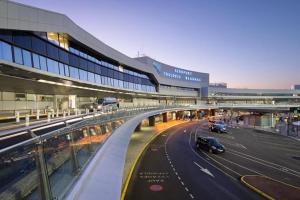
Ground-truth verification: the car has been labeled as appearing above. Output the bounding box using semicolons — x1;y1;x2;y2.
210;123;227;133
195;136;225;154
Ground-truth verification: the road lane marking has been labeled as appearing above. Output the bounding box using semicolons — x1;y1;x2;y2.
185;187;189;192
227;149;300;178
189;194;195;199
189;131;240;180
181;181;185;185
194;161;214;177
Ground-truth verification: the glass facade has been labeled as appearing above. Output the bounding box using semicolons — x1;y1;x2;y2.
0;30;157;93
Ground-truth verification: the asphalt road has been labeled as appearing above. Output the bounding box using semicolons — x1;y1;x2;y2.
197;121;300;188
125;121;263;200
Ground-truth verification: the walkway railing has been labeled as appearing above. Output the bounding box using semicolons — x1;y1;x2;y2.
0;105;185;200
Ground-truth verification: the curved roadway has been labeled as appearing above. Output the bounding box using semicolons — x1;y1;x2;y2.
125;121;263;200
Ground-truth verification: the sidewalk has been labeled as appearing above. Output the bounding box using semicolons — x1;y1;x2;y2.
122;120;189;185
241;175;300;200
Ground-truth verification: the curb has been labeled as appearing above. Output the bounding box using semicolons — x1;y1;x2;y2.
241;175;275;200
120;121;188;200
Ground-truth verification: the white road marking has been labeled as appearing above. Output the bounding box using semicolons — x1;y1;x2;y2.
181;181;185;185
185;187;189;192
194;161;214;177
189;194;195;199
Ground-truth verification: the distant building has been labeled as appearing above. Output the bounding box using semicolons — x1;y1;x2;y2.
291;85;300;90
209;83;227;88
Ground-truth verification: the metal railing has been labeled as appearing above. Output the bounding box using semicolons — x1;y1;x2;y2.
0;105;186;200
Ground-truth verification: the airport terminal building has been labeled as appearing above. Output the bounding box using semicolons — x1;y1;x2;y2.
0;0;209;114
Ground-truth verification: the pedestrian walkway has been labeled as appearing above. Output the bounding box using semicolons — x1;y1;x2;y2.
123;120;189;186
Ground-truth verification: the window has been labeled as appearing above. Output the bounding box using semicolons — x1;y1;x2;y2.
32;36;47;55
69;54;79;66
79;58;88;70
32;53;40;69
0;41;12;61
47;58;59;74
0;30;13;43
88;72;95;82
47;32;59;45
59;49;69;64
64;65;70;77
59;63;65;76
39;56;47;71
88;61;95;72
79;69;87;81
69;66;79;79
47;43;59;60
13;46;23;65
95;74;101;84
22;49;32;67
13;32;31;49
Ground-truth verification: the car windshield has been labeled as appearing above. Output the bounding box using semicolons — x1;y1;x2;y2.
208;138;219;146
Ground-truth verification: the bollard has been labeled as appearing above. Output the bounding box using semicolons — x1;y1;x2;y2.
56;109;59;118
85;108;89;115
63;111;66;118
15;111;20;123
47;112;51;122
36;109;40;120
51;111;54;118
25;114;30;126
68;110;70;116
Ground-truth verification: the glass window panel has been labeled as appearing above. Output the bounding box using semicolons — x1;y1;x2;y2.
39;56;47;71
47;32;59;45
69;54;79;67
64;65;70;77
88;72;95;82
47;43;59;60
32;36;47;55
0;30;13;43
79;58;88;70
95;74;101;84
22;49;32;67
69;66;79;79
0;41;13;61
59;49;69;64
79;69;87;81
32;53;40;69
47;58;59;74
13;32;31;49
59;63;65;76
13;46;23;65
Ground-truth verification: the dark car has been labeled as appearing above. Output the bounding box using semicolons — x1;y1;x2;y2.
210;123;227;133
195;136;225;154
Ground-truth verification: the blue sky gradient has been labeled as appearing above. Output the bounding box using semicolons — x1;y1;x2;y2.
13;0;300;89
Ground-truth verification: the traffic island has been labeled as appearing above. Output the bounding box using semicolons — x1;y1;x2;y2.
241;175;300;200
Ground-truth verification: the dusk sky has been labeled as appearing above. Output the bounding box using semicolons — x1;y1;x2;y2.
13;0;300;89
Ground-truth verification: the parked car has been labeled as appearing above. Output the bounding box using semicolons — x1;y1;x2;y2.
195;136;225;154
210;123;227;133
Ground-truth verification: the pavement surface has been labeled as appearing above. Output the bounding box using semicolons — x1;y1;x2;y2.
123;120;188;185
125;121;262;200
125;119;300;200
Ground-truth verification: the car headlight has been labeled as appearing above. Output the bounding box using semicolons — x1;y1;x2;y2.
212;146;216;150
